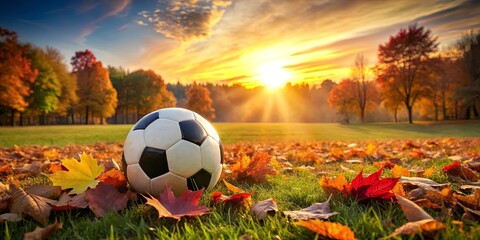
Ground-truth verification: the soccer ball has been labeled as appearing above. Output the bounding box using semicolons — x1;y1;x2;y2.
122;108;223;196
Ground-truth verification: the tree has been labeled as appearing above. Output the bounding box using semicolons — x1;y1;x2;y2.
351;54;379;123
455;30;480;119
24;45;62;124
376;24;438;124
126;69;176;120
185;83;215;120
46;47;78;124
328;79;357;123
72;50;117;124
0;28;37;125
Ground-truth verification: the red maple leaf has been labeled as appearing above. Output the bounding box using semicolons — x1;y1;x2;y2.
346;167;399;201
84;182;130;218
143;186;209;220
211;192;252;205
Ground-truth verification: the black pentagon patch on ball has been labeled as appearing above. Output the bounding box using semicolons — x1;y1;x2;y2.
139;147;169;178
187;169;212;191
133;112;159;130
179;120;207;145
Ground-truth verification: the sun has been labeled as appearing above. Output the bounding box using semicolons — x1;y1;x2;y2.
256;62;293;90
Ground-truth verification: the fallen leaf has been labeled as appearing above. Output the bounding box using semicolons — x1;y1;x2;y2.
340;165;355;173
211;191;252;208
347;167;399;201
392;165;410;178
373;160;395;169
229;152;277;183
26;185;62;200
14;163;47;176
97;168;127;189
43;149;60;161
392;183;406;197
223;179;243;193
23;220;63;240
385;219;446;239
442;161;478;181
9;184;53;225
396;194;433;222
283;195;339;220
48;163;63;173
252;198;278;220
0;213;22;223
84;182;129;218
319;174;348;196
0;164;12;175
47;152;104;195
455;189;480;211
50;192;88;211
295;219;355;240
399;177;447;189
144;186;209;219
423;167;434;177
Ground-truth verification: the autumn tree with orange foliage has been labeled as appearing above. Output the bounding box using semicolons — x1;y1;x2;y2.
71;50;117;124
328;79;357;123
185;83;215;120
0;28;37;126
376;24;438;124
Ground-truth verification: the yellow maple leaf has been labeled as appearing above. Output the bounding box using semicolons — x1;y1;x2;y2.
47;152;104;195
392;165;410;178
423;167;434;177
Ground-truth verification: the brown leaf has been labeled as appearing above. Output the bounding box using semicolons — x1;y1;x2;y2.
24;220;63;240
84;182;129;218
9;184;53;225
442;161;478;181
26;185;62;200
229;152;277;183
143;186;209;219
295;219;355;240
0;213;22;223
284;195;339;220
396;194;433;222
455;189;480;211
50;192;88;211
252;198;278;220
399;177;447;189
14;163;47;176
386;219;445;238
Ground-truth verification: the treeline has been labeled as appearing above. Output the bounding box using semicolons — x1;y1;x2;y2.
1;25;479;126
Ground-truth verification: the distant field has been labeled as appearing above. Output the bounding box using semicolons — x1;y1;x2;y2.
0;122;479;147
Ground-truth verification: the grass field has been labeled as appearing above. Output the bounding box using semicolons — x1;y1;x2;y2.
1;122;480;239
0;121;479;146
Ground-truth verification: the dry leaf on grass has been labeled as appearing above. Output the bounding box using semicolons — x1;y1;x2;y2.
295;219;355;240
26;185;62;200
50;192;88;211
319;174;347;196
47;152;104;195
386;194;445;238
229;152;277;183
23;220;63;240
223;179;243;193
211;192;252;208
392;165;410;178
144;186;209;220
0;213;22;223
442;161;478;181
9;184;53;225
252;198;278;220
97;168;127;189
284;195;338;220
399;177;447;189
84;182;129;218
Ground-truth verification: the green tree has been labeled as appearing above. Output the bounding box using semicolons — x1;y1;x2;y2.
46;47;78;124
185;82;215;120
376;24;438;124
24;45;61;124
0;28;37;125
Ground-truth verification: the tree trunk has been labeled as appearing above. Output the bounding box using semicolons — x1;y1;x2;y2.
442;96;447;120
434;102;438;121
10;108;15;127
20;112;23;126
407;105;413;124
394;107;398;123
361;108;365;123
71;110;75;124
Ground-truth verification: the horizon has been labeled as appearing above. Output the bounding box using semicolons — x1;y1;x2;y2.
1;0;479;88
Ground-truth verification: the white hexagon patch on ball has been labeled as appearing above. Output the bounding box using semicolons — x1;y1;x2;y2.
122;108;223;196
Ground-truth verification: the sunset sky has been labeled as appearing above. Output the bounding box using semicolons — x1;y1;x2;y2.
1;0;479;88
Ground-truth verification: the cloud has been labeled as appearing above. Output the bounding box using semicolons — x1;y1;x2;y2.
138;0;232;41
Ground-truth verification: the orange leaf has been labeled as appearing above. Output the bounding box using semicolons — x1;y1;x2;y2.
229;152;277;183
295;220;355;240
97;168;127;189
442;161;478;181
48;163;63;173
211;191;252;208
23;220;63;240
423;167;434;177
392;165;410;178
223;179;243;193
392;183;406;197
319;174;347;196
